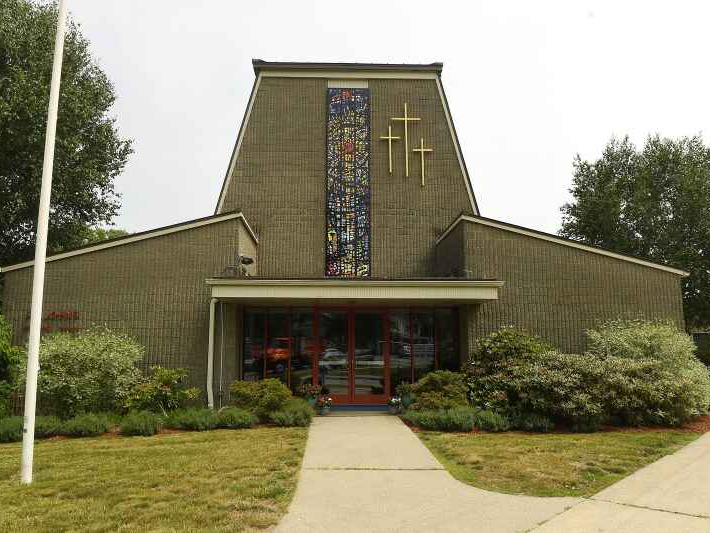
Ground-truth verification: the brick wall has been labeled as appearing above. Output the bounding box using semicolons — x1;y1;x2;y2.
219;76;476;278
438;220;685;356
2;217;249;391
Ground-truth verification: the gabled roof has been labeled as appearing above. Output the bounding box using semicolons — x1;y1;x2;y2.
0;211;257;273
437;214;690;277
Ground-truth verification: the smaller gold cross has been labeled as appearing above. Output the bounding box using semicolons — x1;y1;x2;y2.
379;125;400;174
412;137;433;187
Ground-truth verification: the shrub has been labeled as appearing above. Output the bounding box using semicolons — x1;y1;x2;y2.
409;371;468;411
268;399;314;427
164;408;219;431
0;415;66;441
0;314;22;418
60;413;110;437
471;326;552;366
588;319;698;363
34;416;62;438
121;411;163;436
586;321;710;426
474;410;510;432
217;407;258;429
402;407;478;432
17;327;144;418
228;378;292;420
124;366;201;414
0;416;22;442
510;412;555;433
467;323;710;431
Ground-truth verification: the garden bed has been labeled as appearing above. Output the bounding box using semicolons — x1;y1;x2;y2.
0;427;307;531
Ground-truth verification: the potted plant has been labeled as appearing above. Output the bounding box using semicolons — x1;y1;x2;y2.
315;395;333;415
297;383;322;407
387;396;402;414
396;383;414;409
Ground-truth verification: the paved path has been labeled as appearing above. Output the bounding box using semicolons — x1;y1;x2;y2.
533;431;710;532
274;416;579;533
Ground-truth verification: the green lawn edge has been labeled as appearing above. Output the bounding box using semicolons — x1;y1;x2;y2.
416;429;700;497
0;427;308;532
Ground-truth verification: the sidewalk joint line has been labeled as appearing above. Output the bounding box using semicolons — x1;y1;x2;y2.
588;497;710;520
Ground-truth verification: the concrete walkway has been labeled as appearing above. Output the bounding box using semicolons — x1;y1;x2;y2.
274;416;579;533
533;431;710;532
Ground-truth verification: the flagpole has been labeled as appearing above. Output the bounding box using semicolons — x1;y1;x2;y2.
20;0;69;485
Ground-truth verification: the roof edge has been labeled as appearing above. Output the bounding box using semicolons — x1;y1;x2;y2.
437;214;690;277
1;211;258;273
252;59;443;75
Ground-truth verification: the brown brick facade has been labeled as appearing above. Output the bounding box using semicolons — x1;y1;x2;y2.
218;77;475;278
0;64;688;401
2;217;253;390
437;219;685;357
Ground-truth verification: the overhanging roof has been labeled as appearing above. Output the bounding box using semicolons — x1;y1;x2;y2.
437;214;690;277
1;211;257;273
206;278;503;304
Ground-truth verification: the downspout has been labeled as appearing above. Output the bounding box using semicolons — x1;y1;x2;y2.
207;297;217;409
219;301;225;408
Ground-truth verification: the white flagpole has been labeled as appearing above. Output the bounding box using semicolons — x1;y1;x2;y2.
20;0;69;485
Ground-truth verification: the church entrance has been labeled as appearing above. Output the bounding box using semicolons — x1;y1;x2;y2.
319;310;387;404
240;306;460;405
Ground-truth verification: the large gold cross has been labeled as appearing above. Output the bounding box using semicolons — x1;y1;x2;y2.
412;137;433;187
392;103;420;177
379;125;400;174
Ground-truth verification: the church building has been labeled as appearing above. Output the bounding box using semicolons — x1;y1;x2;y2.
1;60;688;407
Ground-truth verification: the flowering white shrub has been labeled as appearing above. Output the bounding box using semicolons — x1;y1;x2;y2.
467;322;710;430
18;327;144;418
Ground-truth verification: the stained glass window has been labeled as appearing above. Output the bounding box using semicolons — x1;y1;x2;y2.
325;88;371;277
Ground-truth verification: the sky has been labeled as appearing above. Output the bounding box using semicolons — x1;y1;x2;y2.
63;0;710;235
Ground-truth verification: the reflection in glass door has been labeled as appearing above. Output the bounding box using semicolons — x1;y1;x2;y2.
318;311;349;397
353;312;386;401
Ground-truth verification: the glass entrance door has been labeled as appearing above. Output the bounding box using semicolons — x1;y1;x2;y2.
317;309;388;404
318;311;349;401
352;311;387;403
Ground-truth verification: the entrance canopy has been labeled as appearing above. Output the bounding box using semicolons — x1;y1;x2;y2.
205;278;504;305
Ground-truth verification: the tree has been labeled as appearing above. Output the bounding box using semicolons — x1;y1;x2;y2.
65;226;129;249
0;0;132;269
560;135;710;329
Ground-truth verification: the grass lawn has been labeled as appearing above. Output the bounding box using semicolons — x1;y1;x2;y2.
0;427;307;532
417;429;700;497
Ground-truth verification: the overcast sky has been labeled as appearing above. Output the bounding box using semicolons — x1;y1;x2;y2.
64;0;710;235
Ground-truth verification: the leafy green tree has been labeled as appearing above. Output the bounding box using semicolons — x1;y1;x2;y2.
0;0;132;269
560;135;710;329
66;226;129;249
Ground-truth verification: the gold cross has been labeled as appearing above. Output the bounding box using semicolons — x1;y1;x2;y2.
379;125;400;174
392;103;420;177
412;137;433;187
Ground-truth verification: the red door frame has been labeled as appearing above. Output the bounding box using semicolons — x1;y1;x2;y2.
244;305;455;405
314;306;390;405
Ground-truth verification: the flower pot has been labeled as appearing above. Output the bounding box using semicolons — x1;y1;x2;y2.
388;405;400;415
401;394;412;409
316;405;330;416
306;397;317;407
